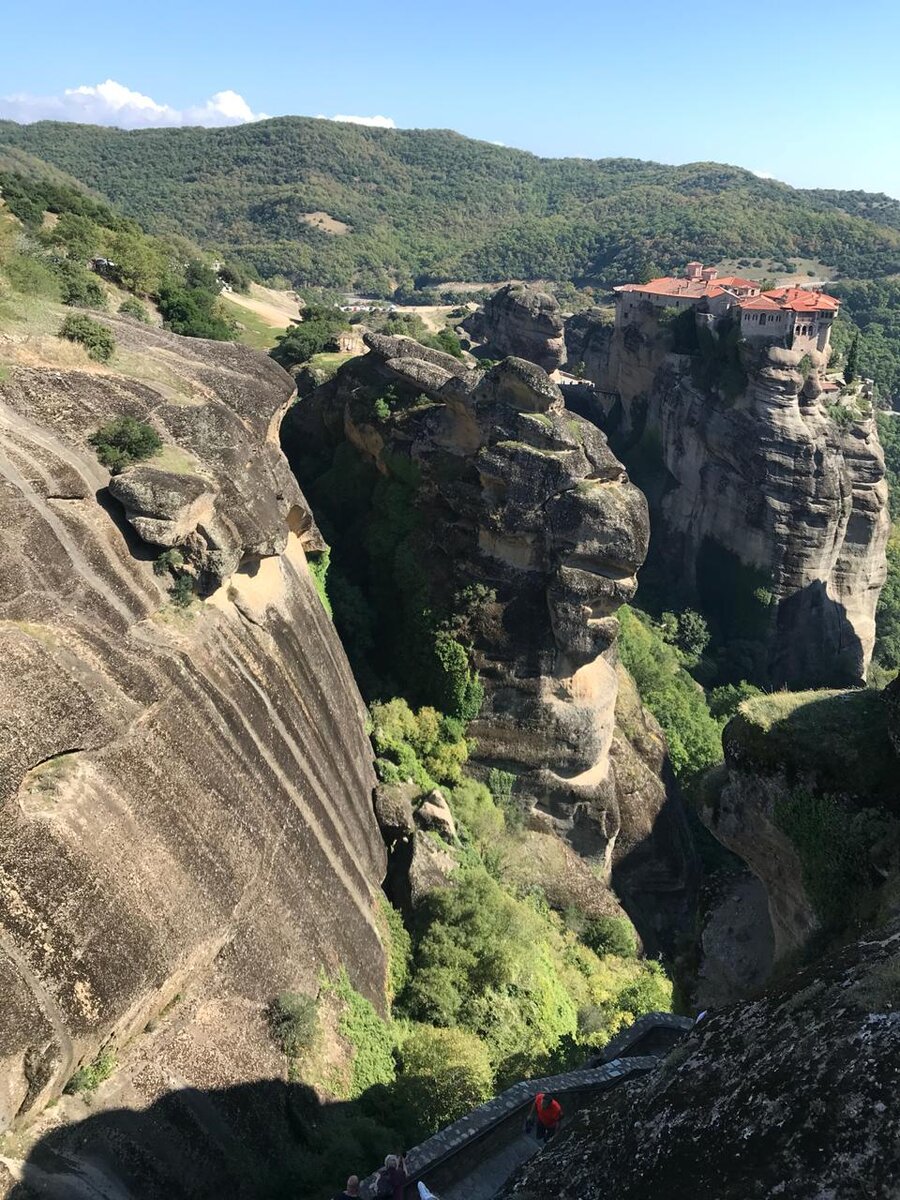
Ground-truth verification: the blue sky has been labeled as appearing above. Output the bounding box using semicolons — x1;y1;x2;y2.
3;0;900;197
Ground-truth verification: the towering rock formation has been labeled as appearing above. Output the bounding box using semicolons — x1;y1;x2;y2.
462;283;567;372
0;317;387;1137
574;308;889;687
284;333;698;955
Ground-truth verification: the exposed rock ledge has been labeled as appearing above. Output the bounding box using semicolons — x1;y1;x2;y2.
0;318;386;1137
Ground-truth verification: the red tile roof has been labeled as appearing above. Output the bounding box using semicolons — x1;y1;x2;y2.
714;276;760;290
740;286;840;313
615;273;762;301
615;277;726;300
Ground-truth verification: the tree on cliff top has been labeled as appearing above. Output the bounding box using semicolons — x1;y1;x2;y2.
845;332;860;384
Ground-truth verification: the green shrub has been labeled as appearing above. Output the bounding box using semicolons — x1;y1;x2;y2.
373;397;391;421
88;415;161;471
422;328;464;359
614;960;672;1018
308;548;332;616
334;972;396;1097
58;262;107;309
451;778;506;849
153;548;184;576
826;401;856;428
370;697;469;789
170;574;194;607
64;1048;117;1095
708;680;763;722
395;1024;493;1132
3;246;61;298
432;631;484;722
379;897;412;1003
119;295;150;322
581;915;638;960
59;313;116;362
268;991;318;1057
773;787;891;929
618;606;723;783
157;267;235;341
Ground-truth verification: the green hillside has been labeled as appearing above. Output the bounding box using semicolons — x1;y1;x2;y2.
2;117;900;295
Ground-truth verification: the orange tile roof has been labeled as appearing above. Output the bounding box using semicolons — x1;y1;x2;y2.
615;273;762;301
715;276;760;290
740;286;840;313
614;277;726;300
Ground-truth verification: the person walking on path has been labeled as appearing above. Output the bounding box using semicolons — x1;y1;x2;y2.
332;1175;360;1200
375;1153;408;1200
526;1091;563;1142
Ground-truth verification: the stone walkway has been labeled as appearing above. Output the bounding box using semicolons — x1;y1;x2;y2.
441;1132;539;1200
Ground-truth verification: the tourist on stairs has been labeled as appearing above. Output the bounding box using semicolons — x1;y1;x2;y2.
375;1153;408;1199
526;1092;563;1142
332;1174;360;1200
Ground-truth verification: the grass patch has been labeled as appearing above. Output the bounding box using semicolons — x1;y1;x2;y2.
333;972;395;1098
64;1048;116;1096
220;296;285;350
308;350;356;377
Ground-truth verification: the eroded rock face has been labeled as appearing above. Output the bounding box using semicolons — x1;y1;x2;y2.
584;307;889;687
284;333;698;955
503;920;900;1200
463;283;567;372
0;319;386;1135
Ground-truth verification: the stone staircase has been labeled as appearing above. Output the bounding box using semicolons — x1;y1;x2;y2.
360;1012;693;1199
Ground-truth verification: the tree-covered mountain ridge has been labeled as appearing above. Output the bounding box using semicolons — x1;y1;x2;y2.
2;116;900;295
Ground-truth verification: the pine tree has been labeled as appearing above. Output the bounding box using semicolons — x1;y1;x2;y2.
844;332;860;385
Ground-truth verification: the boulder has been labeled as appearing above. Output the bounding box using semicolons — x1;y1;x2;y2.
415;789;457;841
109;466;215;550
464;283;567;372
374;782;417;842
407;832;457;906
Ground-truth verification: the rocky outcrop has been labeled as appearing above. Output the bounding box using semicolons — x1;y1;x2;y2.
504;920;900;1200
0;316;387;1138
462;283;567;372
703;686;900;965
284;333;699;956
582;306;890;687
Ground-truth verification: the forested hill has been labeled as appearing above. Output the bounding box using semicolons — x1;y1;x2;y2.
2;116;900;295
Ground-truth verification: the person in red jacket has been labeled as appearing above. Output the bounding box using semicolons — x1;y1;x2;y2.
529;1092;563;1141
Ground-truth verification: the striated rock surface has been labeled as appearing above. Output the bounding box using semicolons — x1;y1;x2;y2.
463;283;567;372
503;919;900;1200
582;306;889;687
284;333;698;955
0;317;387;1139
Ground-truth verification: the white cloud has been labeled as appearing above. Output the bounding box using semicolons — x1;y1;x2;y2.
320;113;397;129
0;79;268;128
752;168;776;180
